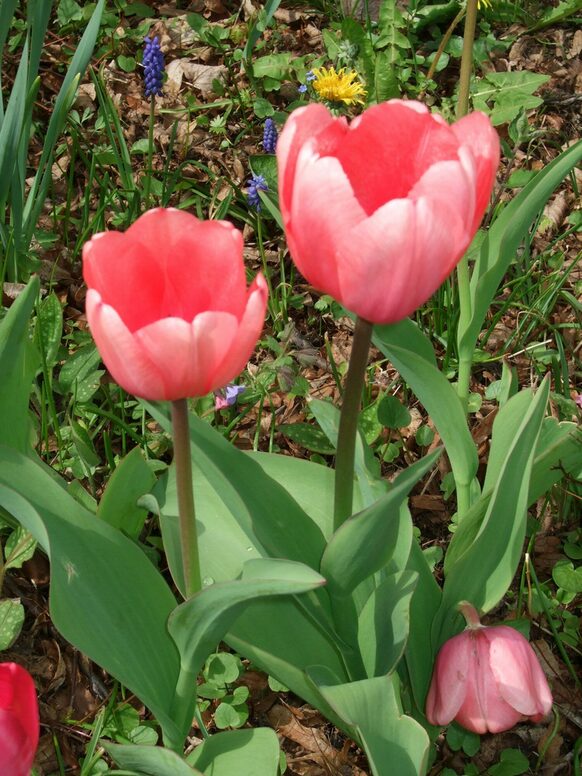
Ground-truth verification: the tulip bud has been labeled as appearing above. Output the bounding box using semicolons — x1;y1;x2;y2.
0;663;39;776
426;602;552;734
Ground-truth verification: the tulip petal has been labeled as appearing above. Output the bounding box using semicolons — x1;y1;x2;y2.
278;104;346;216
135;312;239;400
83;210;248;331
336;176;468;322
288;149;366;296
86;290;167;400
211;273;269;390
454;631;522;735
335;101;462;214
488;627;553;719
425;633;470;725
452;112;500;231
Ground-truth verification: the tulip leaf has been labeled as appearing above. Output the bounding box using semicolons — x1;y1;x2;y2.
404;540;443;711
167;559;326;736
0;276;40;453
186;728;281;775
97;447;157;539
306;668;430;776
0;447;182;749
460;138;582;359
358;570;418;677
373;317;438;368
373;326;478;502
145;401;327;576
103;743;203;776
321;448;442;595
144;402;351;724
435;378;550;644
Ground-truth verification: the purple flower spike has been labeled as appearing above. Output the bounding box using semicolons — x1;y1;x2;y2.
143;36;165;97
246;174;268;211
262;118;278;154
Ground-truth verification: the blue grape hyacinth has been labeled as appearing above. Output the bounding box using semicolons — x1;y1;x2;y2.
262;118;278;153
143;36;165;97
247;174;268;211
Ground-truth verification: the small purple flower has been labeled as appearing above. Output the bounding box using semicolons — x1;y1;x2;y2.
305;70;316;82
262;118;278;154
215;384;245;410
246;174;268;211
298;83;308;94
143;36;165;97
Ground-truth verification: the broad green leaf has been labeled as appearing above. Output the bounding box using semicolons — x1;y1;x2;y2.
104;742;203;775
97;447;157;539
0;449;182;748
307;668;430;776
482;389;537;493
552;561;582;594
0;277;39;452
278;422;335;455
373;329;477;501
0;598;24;649
358;570;417;677
247;451;336;538
145;401;326;575
436;378;550;644
187;728;280;776
373;316;438;368
404;540;443;711
144;404;348;722
377;395;411;429
321;449;442;595
35;292;63;369
168;559;326;736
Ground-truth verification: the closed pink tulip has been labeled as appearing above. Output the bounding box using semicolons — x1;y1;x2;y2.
83;208;267;401
277;100;499;324
426;603;552;734
0;663;39;776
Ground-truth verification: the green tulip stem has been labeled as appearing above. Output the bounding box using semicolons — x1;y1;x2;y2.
171;399;202;598
455;0;479;414
143;95;155;209
333;316;373;532
456;0;478;121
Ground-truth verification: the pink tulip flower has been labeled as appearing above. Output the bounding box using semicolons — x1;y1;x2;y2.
83;208;268;401
277;100;499;324
426;603;552;734
0;663;39;776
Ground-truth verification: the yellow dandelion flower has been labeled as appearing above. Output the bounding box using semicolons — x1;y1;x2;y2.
477;0;493;8
312;67;366;106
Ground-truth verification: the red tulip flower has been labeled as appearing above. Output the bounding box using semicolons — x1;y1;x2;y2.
83;209;268;401
426;603;552;734
0;663;39;776
277;100;499;324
